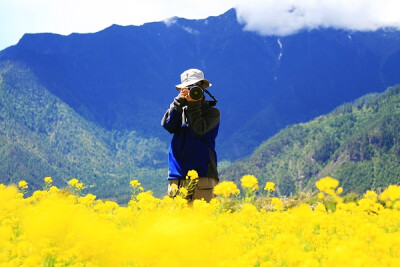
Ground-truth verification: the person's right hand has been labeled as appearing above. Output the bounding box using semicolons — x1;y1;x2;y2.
178;88;189;99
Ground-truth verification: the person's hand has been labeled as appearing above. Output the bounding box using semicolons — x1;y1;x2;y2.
179;88;201;102
178;88;188;100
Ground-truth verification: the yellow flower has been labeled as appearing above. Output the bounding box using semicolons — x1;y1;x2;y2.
380;185;400;202
364;190;378;202
315;177;340;197
75;182;84;190
78;193;97;206
18;180;28;189
49;186;59;193
271;197;283;211
214;181;240;198
44;177;53;183
314;202;327;213
68;178;79;187
186;170;199;180
241;175;259;191
336;187;343;195
317;192;325;199
264;181;275;191
68;178;85;192
325;188;336;196
130;180;141;188
393;201;400;210
179;187;188;197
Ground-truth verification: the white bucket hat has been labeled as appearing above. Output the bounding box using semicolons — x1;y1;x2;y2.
175;69;212;89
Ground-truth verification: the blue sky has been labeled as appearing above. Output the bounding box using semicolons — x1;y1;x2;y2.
1;0;400;51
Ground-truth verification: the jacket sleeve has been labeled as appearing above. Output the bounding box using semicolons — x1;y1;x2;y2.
186;101;220;136
161;97;186;134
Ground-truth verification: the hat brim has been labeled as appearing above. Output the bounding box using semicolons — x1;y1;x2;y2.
175;79;212;90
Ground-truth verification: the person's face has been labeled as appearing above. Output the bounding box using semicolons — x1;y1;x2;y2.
196;81;206;89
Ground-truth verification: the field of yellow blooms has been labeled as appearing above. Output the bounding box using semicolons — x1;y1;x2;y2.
1;175;400;266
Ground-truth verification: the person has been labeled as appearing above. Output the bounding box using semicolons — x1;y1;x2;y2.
161;68;220;202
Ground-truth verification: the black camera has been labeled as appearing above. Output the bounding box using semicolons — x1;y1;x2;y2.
187;84;204;100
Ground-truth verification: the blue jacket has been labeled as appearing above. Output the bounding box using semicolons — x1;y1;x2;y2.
161;97;220;180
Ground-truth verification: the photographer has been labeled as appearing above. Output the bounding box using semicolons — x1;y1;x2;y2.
161;69;220;202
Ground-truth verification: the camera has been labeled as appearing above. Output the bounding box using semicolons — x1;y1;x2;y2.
187;84;204;100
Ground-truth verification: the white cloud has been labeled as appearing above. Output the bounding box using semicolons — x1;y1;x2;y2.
235;0;400;36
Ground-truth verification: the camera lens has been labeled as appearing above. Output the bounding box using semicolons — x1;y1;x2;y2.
188;85;204;100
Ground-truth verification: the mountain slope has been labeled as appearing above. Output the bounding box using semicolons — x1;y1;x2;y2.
1;9;400;160
0;61;168;202
220;85;400;196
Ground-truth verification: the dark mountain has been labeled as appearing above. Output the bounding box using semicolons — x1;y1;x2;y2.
220;85;400;196
1;8;400;161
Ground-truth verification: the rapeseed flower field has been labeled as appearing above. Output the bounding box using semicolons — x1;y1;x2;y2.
1;175;400;266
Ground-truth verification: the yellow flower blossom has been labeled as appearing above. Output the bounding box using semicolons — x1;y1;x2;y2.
264;181;275;191
393;201;400;210
271;197;283;211
68;178;79;187
380;185;400;202
314;202;327;213
18;180;28;189
315;177;341;199
336;187;343;195
179;187;188;197
315;176;339;192
241;175;259;191
78;193;97;206
214;181;240;198
186;170;199;180
75;182;84;190
49;186;59;193
130;180;141;188
68;178;85;196
44;177;53;183
364;190;378;202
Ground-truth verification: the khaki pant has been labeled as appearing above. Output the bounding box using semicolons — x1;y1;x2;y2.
168;177;218;203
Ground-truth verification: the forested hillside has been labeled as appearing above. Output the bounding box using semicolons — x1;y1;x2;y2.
0;62;168;203
220;85;400;196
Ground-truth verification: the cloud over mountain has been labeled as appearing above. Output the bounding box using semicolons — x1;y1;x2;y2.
235;0;400;36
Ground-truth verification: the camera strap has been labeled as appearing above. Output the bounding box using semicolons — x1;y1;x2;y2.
204;89;218;106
